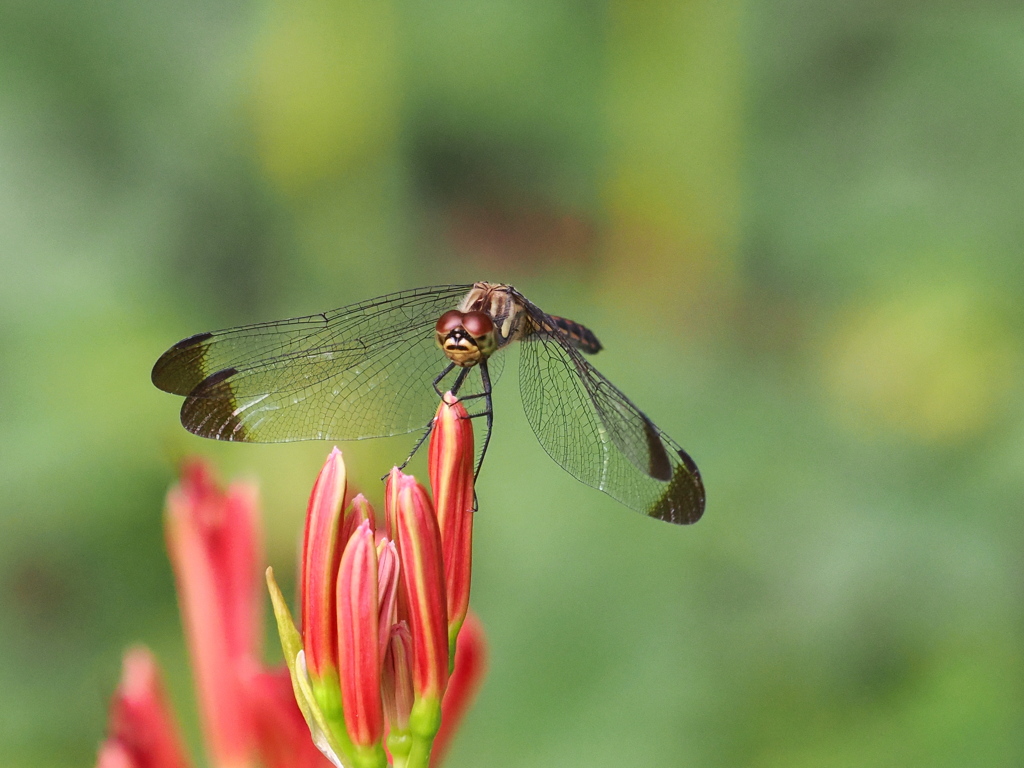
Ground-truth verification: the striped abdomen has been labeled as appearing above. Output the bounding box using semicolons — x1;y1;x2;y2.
543;315;602;354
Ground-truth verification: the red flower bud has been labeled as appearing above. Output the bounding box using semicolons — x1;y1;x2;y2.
336;520;384;751
342;493;376;544
300;448;347;679
392;474;449;702
428;394;476;639
384;467;401;541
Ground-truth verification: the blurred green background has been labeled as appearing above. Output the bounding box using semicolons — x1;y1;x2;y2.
3;1;1023;766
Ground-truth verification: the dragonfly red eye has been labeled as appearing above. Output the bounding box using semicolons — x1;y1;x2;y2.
461;311;493;338
436;310;465;334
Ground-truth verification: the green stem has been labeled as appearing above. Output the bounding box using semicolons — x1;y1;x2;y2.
405;737;433;768
388;729;412;768
351;744;388;768
404;697;442;768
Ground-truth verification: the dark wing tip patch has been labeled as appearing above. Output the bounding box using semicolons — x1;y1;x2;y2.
648;448;706;525
152;332;214;394
173;331;214;350
642;417;673;481
180;367;249;441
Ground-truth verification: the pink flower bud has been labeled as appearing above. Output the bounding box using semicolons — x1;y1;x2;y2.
392;474;450;702
428;394;476;638
342;493;376;544
376;540;400;661
381;623;414;732
336;521;384;750
384;467;401;541
300;448;347;679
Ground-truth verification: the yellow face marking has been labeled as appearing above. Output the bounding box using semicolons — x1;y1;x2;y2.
438;328;487;367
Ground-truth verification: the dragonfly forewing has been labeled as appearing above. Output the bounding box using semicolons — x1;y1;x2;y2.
153;285;481;442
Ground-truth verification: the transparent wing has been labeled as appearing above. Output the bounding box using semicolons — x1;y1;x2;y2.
151;284;489;442
516;304;705;524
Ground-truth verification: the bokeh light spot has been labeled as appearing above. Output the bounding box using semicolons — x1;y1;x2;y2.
822;282;1018;443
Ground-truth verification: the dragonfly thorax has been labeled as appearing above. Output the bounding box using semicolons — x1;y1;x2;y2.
435;309;498;367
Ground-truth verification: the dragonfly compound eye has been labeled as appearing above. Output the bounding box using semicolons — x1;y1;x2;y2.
461;311;494;339
436;310;465;334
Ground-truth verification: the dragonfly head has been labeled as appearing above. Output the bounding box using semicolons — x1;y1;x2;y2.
436;310;497;367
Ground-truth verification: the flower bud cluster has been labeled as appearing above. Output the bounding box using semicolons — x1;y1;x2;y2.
267;395;485;768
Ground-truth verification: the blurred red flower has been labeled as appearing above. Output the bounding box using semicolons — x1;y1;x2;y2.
98;395;486;768
97;459;329;768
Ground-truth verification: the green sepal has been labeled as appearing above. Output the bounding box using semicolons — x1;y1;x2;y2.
266;567;355;767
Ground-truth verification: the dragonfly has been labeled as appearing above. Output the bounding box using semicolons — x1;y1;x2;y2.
152;282;705;524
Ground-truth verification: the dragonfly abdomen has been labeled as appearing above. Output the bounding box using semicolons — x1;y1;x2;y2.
544;315;602;354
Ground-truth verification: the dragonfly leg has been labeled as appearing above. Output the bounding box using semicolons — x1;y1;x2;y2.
446;366;471;397
432;362;456;398
386;366;472;479
392;426;432;476
469;360;494;481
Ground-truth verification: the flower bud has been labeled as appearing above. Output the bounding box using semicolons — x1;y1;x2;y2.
336;521;385;756
342;493;376;544
428;394;476;642
392;474;449;703
300;448;347;680
376;540;400;661
381;623;414;733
